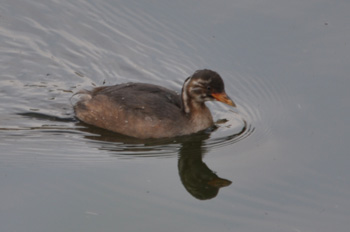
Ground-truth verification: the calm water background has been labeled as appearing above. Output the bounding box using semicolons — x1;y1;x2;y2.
1;0;350;231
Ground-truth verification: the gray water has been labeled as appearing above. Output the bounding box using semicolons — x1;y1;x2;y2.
1;0;350;231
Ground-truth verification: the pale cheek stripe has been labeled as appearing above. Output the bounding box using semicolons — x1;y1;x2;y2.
182;77;192;113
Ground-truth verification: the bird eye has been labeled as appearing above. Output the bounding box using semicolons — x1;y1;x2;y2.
207;86;211;91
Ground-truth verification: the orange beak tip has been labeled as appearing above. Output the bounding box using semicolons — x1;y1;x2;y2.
212;93;236;107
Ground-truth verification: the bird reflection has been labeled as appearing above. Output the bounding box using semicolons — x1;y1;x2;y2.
18;112;247;200
79;126;233;200
178;134;231;200
78;125;234;200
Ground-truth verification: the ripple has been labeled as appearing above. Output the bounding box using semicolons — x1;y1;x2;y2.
6;110;250;161
206;116;255;150
0;0;292;164
225;70;292;145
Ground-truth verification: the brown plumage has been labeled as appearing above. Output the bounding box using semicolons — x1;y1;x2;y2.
74;69;235;139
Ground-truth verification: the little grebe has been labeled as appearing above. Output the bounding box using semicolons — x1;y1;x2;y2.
74;69;235;139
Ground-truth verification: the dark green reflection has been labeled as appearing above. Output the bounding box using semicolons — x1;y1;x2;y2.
178;134;231;200
18;112;250;200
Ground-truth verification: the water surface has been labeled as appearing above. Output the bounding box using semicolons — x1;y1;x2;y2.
1;0;350;231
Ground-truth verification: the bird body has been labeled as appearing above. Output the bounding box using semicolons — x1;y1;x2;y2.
74;70;235;138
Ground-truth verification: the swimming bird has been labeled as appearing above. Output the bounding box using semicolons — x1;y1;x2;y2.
74;69;235;139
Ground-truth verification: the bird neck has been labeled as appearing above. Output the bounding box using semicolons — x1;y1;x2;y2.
181;77;193;114
181;85;206;115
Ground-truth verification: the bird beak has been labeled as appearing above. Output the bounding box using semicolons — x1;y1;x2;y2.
207;177;232;187
211;92;236;107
